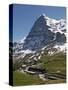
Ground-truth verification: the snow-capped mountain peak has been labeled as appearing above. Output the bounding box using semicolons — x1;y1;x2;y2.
13;14;66;56
43;15;66;34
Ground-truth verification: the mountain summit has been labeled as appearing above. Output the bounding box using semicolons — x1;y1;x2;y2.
13;14;66;55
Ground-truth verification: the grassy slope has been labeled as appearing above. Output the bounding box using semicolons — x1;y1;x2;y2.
13;71;66;86
40;52;66;74
13;71;44;86
13;52;66;86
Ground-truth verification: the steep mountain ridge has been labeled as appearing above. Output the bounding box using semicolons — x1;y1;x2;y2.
13;14;66;56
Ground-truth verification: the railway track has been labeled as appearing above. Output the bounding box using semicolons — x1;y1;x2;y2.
22;66;66;80
44;73;66;80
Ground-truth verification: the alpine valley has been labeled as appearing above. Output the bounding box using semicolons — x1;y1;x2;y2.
12;14;66;86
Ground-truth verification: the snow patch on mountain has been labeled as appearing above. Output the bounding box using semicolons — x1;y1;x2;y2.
41;46;47;50
53;43;66;52
43;15;66;35
29;55;35;59
14;49;36;56
41;51;44;54
38;55;41;60
17;53;26;59
34;57;37;61
48;51;54;55
19;37;26;44
18;49;36;54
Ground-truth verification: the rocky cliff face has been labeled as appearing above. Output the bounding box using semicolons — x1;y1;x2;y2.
13;14;66;55
23;15;55;51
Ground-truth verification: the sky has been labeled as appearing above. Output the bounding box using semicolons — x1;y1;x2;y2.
13;4;66;42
